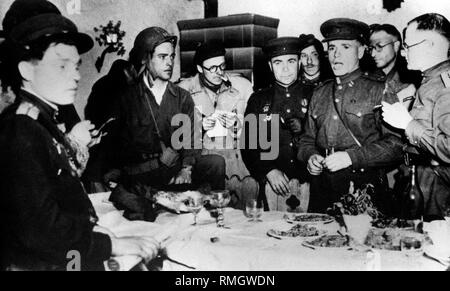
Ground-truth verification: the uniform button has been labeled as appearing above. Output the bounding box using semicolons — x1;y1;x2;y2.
287;109;291;113
360;168;365;173
313;115;318;119
333;115;338;120
338;85;343;90
357;112;362;117
286;93;291;98
290;160;294;163
57;169;62;176
289;143;293;147
352;170;356;173
335;99;340;103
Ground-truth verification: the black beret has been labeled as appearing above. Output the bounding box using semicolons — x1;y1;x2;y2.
298;34;324;53
194;41;226;66
132;27;177;62
320;18;370;44
3;0;93;54
263;37;300;59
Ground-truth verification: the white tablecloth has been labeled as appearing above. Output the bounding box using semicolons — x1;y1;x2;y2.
90;192;446;271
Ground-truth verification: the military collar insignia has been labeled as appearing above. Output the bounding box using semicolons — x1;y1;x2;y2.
301;99;308;107
263;104;270;113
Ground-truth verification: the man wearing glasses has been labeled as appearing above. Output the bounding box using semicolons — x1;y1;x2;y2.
298;18;403;214
242;37;310;212
369;24;421;110
382;13;450;220
178;41;253;183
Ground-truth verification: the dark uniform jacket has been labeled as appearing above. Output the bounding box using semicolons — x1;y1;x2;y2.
298;69;404;170
242;81;310;182
404;60;450;217
116;78;201;168
0;90;111;271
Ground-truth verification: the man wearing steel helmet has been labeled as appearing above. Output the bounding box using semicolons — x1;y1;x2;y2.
112;27;225;220
0;0;161;271
298;18;403;214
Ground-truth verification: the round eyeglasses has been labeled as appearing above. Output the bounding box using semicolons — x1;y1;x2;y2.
202;63;226;73
368;41;395;53
402;39;426;50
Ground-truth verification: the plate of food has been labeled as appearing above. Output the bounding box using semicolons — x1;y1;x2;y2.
302;234;352;250
154;191;202;214
371;217;416;229
283;213;334;224
267;224;326;240
364;228;426;252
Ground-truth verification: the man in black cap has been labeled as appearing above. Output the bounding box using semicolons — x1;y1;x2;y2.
178;41;253;181
112;27;225;219
0;0;160;270
298;34;333;94
298;18;404;214
242;37;310;212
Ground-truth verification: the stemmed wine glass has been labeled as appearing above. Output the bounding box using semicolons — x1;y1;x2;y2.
209;190;231;228
185;195;204;226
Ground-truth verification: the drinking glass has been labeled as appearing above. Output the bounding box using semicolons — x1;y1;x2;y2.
245;199;263;222
185;195;204;226
209;190;231;228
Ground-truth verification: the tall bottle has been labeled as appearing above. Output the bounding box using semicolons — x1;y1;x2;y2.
403;165;424;219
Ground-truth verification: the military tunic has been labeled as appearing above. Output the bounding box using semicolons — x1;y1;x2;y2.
298;69;404;213
0;90;111;270
405;60;450;217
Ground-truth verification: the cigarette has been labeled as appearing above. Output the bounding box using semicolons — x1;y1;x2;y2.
373;105;383;109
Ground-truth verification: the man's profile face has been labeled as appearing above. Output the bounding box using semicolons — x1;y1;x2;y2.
27;43;81;105
269;54;299;86
300;45;320;77
198;55;226;86
404;22;430;72
148;41;175;81
369;30;398;71
327;39;364;76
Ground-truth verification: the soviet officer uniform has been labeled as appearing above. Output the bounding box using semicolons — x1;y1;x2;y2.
242;37;310;211
297;19;404;214
0;91;111;270
404;60;450;218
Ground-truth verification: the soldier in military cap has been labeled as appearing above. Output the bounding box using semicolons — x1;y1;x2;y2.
298;18;404;213
0;0;160;270
382;13;450;220
112;27;225;219
242;37;310;212
298;33;333;93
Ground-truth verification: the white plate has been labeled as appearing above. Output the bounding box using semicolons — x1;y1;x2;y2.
284;213;334;224
267;226;326;240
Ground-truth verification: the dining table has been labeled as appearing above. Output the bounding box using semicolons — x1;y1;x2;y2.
90;192;447;271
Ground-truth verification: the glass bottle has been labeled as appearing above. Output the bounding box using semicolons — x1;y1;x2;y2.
403;165;424;219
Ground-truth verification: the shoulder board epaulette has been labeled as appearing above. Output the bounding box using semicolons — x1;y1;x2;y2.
440;70;450;88
361;71;385;82
16;102;39;120
315;78;334;89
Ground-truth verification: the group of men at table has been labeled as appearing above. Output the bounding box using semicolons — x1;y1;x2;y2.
0;0;449;270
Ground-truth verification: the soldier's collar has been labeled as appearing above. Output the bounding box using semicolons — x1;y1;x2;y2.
274;80;300;92
422;59;450;83
19;89;58;120
335;68;362;85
